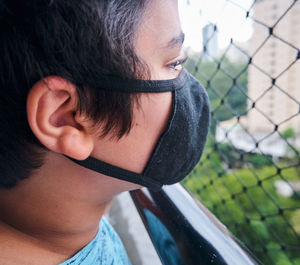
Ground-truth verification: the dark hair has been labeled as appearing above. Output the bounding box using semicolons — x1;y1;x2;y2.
0;0;149;188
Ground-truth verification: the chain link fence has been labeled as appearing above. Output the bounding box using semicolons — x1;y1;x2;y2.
182;0;300;264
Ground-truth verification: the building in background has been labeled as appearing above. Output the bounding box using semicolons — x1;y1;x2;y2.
217;0;300;156
247;0;300;135
202;23;218;61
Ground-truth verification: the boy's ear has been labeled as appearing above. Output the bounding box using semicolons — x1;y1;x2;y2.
26;76;94;160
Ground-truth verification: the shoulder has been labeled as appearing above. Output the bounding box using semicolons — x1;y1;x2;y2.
99;217;131;264
100;217;121;242
59;217;131;265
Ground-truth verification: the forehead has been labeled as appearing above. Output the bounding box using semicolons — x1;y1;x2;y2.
135;0;181;52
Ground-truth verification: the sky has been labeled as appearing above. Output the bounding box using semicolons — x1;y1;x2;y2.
178;0;254;52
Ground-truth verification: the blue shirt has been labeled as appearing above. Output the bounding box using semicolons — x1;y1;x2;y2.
59;217;131;265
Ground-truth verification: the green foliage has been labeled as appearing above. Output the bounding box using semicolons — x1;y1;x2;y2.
248;154;273;168
182;139;300;265
282;128;296;139
291;210;300;234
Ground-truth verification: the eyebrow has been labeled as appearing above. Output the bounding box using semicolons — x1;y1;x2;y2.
166;32;185;49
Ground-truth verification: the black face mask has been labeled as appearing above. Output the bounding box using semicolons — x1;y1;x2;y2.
67;69;210;191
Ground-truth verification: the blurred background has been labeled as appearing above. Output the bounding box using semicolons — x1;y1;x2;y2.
179;0;300;264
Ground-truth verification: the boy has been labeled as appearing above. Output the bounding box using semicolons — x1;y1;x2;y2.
0;0;209;264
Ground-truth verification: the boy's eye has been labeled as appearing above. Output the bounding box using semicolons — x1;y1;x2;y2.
167;56;188;71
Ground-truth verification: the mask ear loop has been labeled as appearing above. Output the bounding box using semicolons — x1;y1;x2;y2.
66;156;163;191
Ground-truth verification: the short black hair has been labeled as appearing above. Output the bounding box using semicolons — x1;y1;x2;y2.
0;0;149;188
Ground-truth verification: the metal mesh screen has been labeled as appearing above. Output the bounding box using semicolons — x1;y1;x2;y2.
182;1;300;264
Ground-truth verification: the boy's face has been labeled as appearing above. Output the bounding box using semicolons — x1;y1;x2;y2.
86;0;184;193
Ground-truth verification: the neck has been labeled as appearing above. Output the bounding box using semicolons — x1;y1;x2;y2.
0;153;111;264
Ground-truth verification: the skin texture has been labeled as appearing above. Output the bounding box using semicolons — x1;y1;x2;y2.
0;0;184;264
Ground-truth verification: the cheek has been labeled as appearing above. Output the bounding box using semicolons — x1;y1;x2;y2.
136;92;173;136
132;92;173;163
91;92;173;174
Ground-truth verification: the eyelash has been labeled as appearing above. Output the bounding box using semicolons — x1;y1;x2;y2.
168;56;188;70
